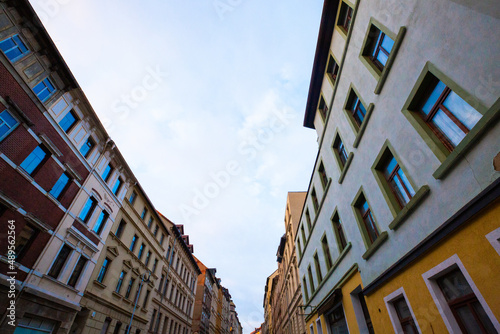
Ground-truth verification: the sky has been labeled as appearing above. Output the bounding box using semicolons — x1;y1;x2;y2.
30;0;323;332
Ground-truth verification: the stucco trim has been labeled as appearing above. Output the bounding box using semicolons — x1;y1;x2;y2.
486;227;500;256
383;287;422;334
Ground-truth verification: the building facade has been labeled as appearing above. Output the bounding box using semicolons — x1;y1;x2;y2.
297;0;500;333
262;192;308;334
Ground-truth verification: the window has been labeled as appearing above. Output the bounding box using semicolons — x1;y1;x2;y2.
143;289;150;308
101;318;112;334
305;210;312;231
113;322;122;334
436;269;496;333
337;2;353;33
78;197;97;223
150;309;158;331
318;161;328;190
20;145;50;175
326;54;339;84
346;91;367;128
0;34;29;61
311;188;319;213
308;265;315;294
49;172;71;200
318;95;328;123
380;152;415;209
15;316;56;334
314;253;323;283
392;297;419;334
145;251;152;266
92;210;109;235
153;225;159;237
13;223;39;261
125;278;135;299
302;276;309;301
115;270;126;293
148;217;154;229
129;191;137;204
33;77;56;102
112;177;123;195
364;26;394;71
327;305;349;334
418;78;481;152
101;163;114;182
48;244;72;279
0;110;19;142
138;243;145;260
301;225;307;247
321;236;333;271
160;233;165;246
355;195;379;245
96;258;111;283
79;137;95;158
333;135;349;168
316;318;324;334
115;219;126;238
59;110;78;133
130;235;138;252
358;292;375;334
141;207;148;220
152;258;158;273
67;255;88;287
331;211;348;251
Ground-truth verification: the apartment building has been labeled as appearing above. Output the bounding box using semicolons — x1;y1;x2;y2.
262;192;308;334
0;1;133;333
229;301;242;334
297;0;499;333
192;258;217;334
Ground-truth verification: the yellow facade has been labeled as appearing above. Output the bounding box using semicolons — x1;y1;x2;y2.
366;198;500;333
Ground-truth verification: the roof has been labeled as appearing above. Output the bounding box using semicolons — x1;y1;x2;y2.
303;0;340;128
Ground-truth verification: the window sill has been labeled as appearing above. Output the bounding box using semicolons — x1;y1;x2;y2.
362;231;388;260
338;152;354;184
389;185;430;230
112;291;123;299
335;25;348;40
432;98;500;179
123;297;132;304
93;280;106;289
352;103;374;148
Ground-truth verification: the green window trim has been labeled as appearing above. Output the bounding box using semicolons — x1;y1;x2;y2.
401;62;495;179
358;18;406;95
342;84;375;148
371;140;419;217
313;251;323;283
325;51;341;88
362;231;388;260
297;178;332;269
317;93;329;124
338;152;354;184
331;207;349;253
351;186;386;250
388;185;430;230
334;0;357;40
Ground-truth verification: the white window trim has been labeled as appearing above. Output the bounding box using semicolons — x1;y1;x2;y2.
486;227;500;256
316;317;323;334
383;287;422;334
309;323;315;334
421;254;500;333
350;286;370;334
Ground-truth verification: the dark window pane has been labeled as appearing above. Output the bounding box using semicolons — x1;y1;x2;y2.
48;244;71;279
78;197;97;223
67;255;87;287
102;164;113;181
422;81;446;115
14;224;38;260
79;137;95;158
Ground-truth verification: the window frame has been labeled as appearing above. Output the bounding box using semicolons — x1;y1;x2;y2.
79;136;95;159
331;130;354;183
0;109;20;142
49;172;71;200
358;18;406;94
325;53;340;87
336;1;354;36
96;257;111;284
401;62;492;179
78;197;98;223
384;287;421;334
321;234;333;271
101;163;114;183
32;77;56;103
19;144;50;176
58;109;79;134
0;34;30;62
92;210;109;235
331;209;348;253
342;84;375;148
47;243;72;279
313;252;323;283
67;254;88;288
317;94;328;123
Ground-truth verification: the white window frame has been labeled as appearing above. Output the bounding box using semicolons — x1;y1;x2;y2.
383;287;421;334
0;109;20;142
309;323;315;334
486;227;500;256
316;317;323;334
422;254;500;333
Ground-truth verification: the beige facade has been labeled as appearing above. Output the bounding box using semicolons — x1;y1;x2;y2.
263;192;307;334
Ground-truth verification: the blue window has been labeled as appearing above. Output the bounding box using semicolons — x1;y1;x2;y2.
97;258;110;283
59;110;78;133
49;172;70;200
102;163;113;182
138;243;145;260
0;34;29;62
78;197;97;223
130;235;138;252
79;137;95;158
33;78;56;102
0;110;19;141
371;30;394;70
20;145;49;175
112;177;123;195
92;211;109;235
